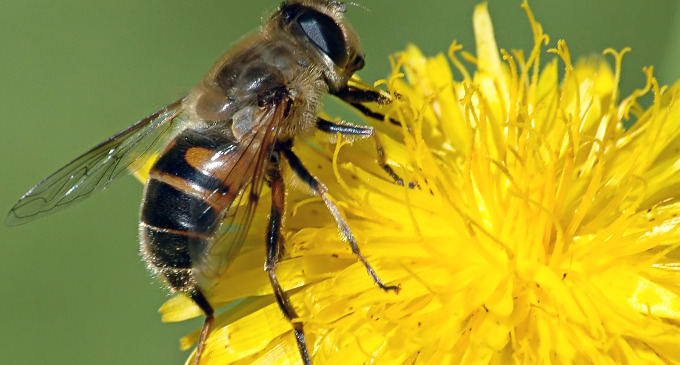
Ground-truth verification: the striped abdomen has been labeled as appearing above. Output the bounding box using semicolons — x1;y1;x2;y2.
139;128;240;293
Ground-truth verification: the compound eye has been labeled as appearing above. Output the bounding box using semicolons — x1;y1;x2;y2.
297;10;348;67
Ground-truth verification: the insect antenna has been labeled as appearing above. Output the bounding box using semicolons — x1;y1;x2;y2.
345;1;370;12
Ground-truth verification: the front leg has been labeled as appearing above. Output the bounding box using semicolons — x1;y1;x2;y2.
334;86;392;105
317;118;414;188
333;86;402;127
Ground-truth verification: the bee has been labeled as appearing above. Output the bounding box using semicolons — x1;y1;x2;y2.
6;1;404;364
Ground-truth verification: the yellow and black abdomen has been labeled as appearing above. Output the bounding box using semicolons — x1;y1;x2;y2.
139;128;234;294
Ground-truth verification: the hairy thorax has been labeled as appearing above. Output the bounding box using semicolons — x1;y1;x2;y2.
185;33;327;141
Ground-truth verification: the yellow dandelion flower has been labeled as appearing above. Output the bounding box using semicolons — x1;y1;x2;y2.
158;2;680;363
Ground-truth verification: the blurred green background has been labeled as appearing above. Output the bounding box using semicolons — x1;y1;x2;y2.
1;1;678;364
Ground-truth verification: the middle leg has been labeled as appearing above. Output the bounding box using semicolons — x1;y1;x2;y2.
281;146;400;292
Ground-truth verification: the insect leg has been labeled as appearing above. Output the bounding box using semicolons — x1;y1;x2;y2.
281;147;400;293
266;174;312;365
316;118;415;188
333;86;402;127
189;289;214;365
334;86;391;104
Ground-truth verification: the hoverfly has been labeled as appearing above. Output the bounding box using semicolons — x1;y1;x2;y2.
6;1;404;364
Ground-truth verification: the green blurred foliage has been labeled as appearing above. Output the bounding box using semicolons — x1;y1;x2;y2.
1;1;678;364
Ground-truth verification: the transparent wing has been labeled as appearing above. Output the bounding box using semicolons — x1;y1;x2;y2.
6;98;186;226
189;100;289;286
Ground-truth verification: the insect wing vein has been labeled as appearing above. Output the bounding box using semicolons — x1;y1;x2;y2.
5;98;186;226
190;99;289;286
